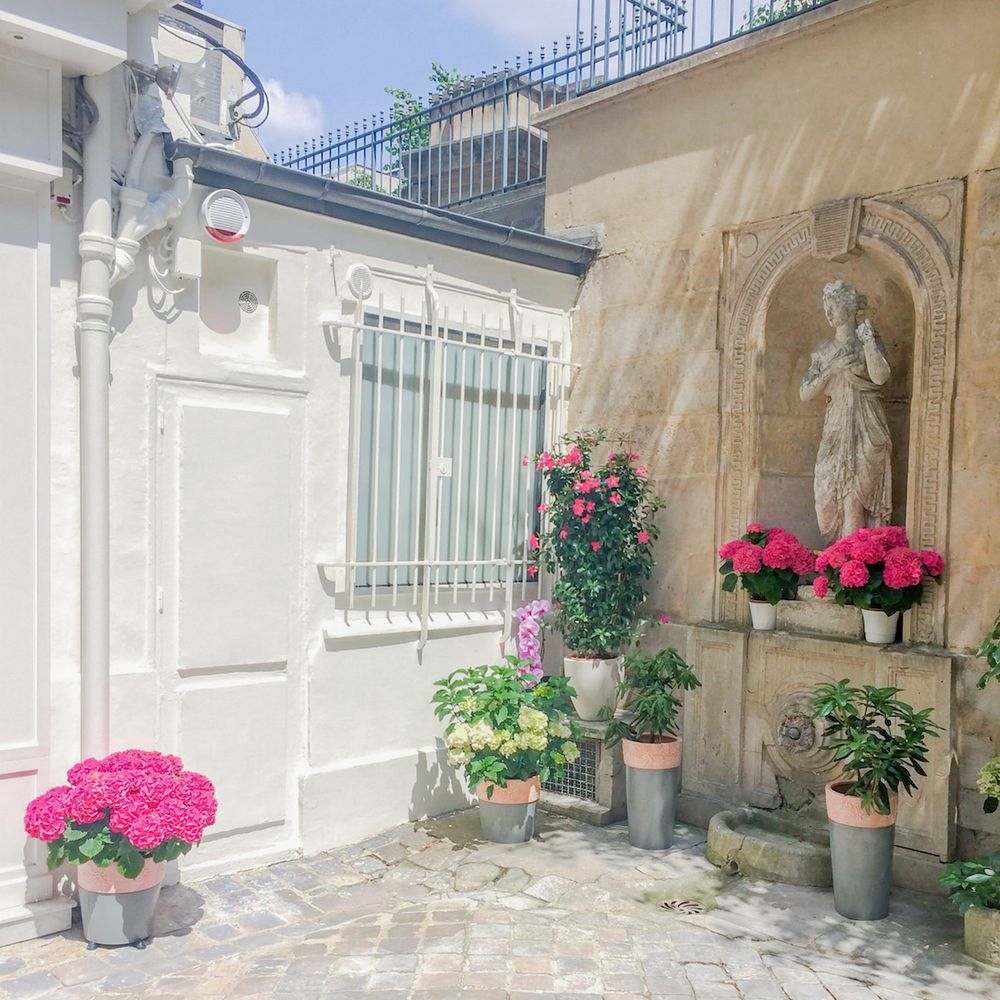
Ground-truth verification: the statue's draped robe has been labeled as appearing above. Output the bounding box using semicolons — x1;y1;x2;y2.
810;335;892;541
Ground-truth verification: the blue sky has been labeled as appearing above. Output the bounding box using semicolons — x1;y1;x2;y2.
199;0;582;156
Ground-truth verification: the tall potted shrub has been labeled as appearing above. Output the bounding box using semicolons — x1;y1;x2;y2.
24;750;217;948
810;681;940;920
604;638;700;850
433;657;580;843
718;523;815;630
812;526;944;643
530;431;662;720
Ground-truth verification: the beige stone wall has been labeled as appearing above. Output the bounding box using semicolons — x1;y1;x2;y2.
547;0;1000;640
543;0;1000;854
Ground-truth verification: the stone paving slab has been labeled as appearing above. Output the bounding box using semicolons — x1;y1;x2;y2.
1;810;999;999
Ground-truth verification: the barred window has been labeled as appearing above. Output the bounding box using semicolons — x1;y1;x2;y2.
354;311;551;595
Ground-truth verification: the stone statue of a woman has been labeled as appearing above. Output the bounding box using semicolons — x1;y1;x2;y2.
800;280;892;542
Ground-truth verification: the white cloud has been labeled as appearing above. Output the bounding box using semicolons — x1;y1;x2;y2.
258;78;324;153
448;0;580;48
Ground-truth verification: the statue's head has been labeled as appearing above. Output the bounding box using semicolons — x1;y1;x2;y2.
822;280;867;328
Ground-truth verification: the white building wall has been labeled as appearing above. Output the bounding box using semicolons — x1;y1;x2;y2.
45;194;581;876
0;26;86;948
0;1;584;940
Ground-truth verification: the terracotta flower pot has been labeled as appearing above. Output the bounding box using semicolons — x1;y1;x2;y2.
825;782;897;920
563;655;622;721
475;777;540;844
861;608;900;644
77;859;166;947
748;599;777;631
623;737;682;850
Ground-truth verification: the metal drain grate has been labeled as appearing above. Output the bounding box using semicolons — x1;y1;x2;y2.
542;737;598;801
660;898;705;915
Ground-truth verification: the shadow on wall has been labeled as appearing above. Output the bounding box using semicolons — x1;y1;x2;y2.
409;742;469;822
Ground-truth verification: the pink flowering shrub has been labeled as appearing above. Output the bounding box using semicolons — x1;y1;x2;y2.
23;750;216;879
514;600;550;686
813;526;944;617
718;524;816;605
529;430;663;658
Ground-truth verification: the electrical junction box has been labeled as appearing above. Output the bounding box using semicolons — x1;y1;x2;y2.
51;168;74;208
174;236;202;280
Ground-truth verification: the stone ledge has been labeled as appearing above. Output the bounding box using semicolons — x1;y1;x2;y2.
776;591;864;639
0;898;74;948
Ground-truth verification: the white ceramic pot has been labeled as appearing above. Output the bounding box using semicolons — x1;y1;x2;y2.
749;600;777;631
862;609;900;644
562;655;622;721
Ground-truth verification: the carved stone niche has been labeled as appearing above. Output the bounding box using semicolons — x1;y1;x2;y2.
716;181;963;647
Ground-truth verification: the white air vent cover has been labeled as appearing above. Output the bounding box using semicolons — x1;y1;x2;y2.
346;262;374;301
201;189;250;243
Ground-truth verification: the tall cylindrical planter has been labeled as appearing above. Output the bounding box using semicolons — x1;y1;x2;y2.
748;600;777;631
476;777;540;844
563;656;622;721
623;737;682;850
861;608;900;644
825;782;896;920
77;859;165;947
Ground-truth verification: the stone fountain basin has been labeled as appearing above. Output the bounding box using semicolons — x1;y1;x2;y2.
706;808;832;887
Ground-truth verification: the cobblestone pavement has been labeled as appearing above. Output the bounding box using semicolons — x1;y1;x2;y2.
1;810;998;999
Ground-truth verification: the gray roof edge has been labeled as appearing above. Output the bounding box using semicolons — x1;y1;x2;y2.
168;141;596;277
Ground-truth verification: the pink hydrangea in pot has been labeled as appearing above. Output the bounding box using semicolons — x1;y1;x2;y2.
718;523;816;630
23;749;217;948
812;526;944;644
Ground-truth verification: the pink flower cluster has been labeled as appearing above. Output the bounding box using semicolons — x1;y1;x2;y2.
24;750;217;851
815;527;943;591
718;526;814;578
515;600;550;686
533;445;583;471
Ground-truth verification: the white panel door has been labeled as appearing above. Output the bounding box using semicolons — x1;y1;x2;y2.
155;379;303;846
0;181;51;910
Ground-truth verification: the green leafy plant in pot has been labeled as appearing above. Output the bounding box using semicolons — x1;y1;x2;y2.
433;657;580;843
810;680;941;920
941;852;1000;966
604;637;700;850
529;429;662;721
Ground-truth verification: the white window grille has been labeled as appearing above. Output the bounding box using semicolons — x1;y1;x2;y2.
326;270;575;648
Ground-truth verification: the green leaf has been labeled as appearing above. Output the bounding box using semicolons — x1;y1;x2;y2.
78;835;106;859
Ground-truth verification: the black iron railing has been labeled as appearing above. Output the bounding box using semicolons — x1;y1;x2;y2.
273;1;834;209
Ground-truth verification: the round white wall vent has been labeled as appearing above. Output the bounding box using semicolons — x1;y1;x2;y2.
346;262;374;301
201;189;251;243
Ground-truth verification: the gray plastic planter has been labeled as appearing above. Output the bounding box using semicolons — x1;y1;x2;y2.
825;782;897;921
626;765;678;850
79;883;162;947
622;737;682;851
829;820;894;920
76;859;165;948
475;777;540;844
478;799;537;844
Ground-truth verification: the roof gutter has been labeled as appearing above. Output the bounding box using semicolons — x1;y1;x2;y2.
168;141;597;277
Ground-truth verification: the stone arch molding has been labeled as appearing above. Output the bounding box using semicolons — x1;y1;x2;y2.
716;180;963;646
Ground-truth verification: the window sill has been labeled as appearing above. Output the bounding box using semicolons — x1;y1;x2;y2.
322;610;505;650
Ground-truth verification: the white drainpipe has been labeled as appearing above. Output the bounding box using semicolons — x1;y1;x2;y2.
111;141;194;288
77;66;195;757
78;71;115;759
